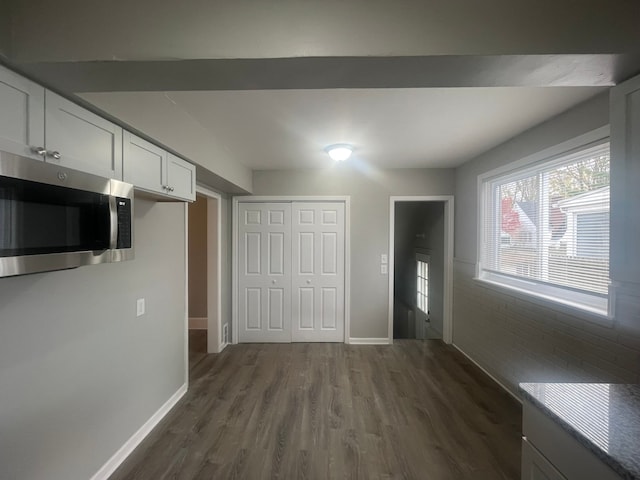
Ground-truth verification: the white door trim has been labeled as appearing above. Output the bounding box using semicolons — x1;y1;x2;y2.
388;195;454;345
232;195;351;344
195;184;224;353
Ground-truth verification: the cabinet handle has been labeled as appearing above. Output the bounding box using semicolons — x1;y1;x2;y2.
169;186;175;192
47;150;62;160
31;146;46;156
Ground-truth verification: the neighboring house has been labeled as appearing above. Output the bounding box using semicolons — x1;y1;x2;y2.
557;186;610;258
499;187;610;293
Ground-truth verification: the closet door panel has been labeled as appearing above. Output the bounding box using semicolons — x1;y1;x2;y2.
238;203;291;342
292;202;345;342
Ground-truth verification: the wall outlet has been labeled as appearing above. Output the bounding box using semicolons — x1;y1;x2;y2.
381;264;388;275
136;298;145;317
381;253;388;264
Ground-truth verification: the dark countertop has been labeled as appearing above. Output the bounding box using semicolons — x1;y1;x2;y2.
520;383;640;480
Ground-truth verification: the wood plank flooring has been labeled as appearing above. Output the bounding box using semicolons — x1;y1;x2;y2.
110;334;522;480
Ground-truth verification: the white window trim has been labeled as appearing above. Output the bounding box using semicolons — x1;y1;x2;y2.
475;126;614;323
416;252;430;315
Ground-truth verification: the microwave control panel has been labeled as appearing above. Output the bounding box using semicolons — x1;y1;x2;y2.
116;197;132;249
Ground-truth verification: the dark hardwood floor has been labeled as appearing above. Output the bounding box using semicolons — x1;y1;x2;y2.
110;332;522;479
188;329;208;371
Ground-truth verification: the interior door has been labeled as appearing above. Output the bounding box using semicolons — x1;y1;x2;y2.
237;203;292;342
291;202;345;342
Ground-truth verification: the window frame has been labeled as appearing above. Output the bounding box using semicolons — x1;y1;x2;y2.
416;253;430;315
475;126;613;322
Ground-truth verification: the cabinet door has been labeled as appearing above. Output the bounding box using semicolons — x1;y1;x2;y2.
44;90;122;179
521;438;567;480
123;131;167;194
167;153;196;201
0;65;45;160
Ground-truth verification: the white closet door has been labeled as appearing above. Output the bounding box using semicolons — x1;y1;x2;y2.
237;203;292;343
292;203;345;342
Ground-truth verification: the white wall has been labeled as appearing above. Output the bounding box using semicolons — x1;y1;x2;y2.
453;91;640;395
0;197;186;480
252;166;455;339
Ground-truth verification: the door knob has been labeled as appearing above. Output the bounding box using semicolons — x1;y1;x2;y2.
306;279;311;284
272;279;276;284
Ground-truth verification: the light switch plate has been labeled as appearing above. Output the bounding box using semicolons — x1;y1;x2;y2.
381;254;388;264
136;298;145;317
381;264;388;275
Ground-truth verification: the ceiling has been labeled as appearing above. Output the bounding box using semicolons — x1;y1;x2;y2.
6;0;633;184
157;87;603;170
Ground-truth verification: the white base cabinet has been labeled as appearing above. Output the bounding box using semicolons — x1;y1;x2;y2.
521;438;566;480
522;400;620;480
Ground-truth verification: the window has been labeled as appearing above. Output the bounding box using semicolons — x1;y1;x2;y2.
417;257;429;314
479;140;610;315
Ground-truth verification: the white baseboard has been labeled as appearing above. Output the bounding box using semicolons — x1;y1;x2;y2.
90;383;188;480
348;337;391;345
188;317;208;330
451;344;521;403
218;342;228;353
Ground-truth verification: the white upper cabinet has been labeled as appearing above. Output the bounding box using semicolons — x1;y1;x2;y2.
44;90;123;179
0;66;196;197
167;153;196;202
123;131;166;192
123;132;196;201
0;65;45;160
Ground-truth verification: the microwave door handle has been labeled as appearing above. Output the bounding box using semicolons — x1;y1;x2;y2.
109;196;118;250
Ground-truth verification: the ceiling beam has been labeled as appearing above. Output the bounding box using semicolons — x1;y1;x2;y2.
11;55;640;94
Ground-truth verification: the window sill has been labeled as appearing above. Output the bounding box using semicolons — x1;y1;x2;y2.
472;276;614;327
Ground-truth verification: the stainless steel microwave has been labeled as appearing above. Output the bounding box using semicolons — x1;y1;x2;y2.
0;151;134;278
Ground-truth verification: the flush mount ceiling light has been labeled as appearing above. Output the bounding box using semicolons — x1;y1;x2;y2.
325;144;353;161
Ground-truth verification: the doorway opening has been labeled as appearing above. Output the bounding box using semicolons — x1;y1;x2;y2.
388;196;454;344
187;186;223;371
